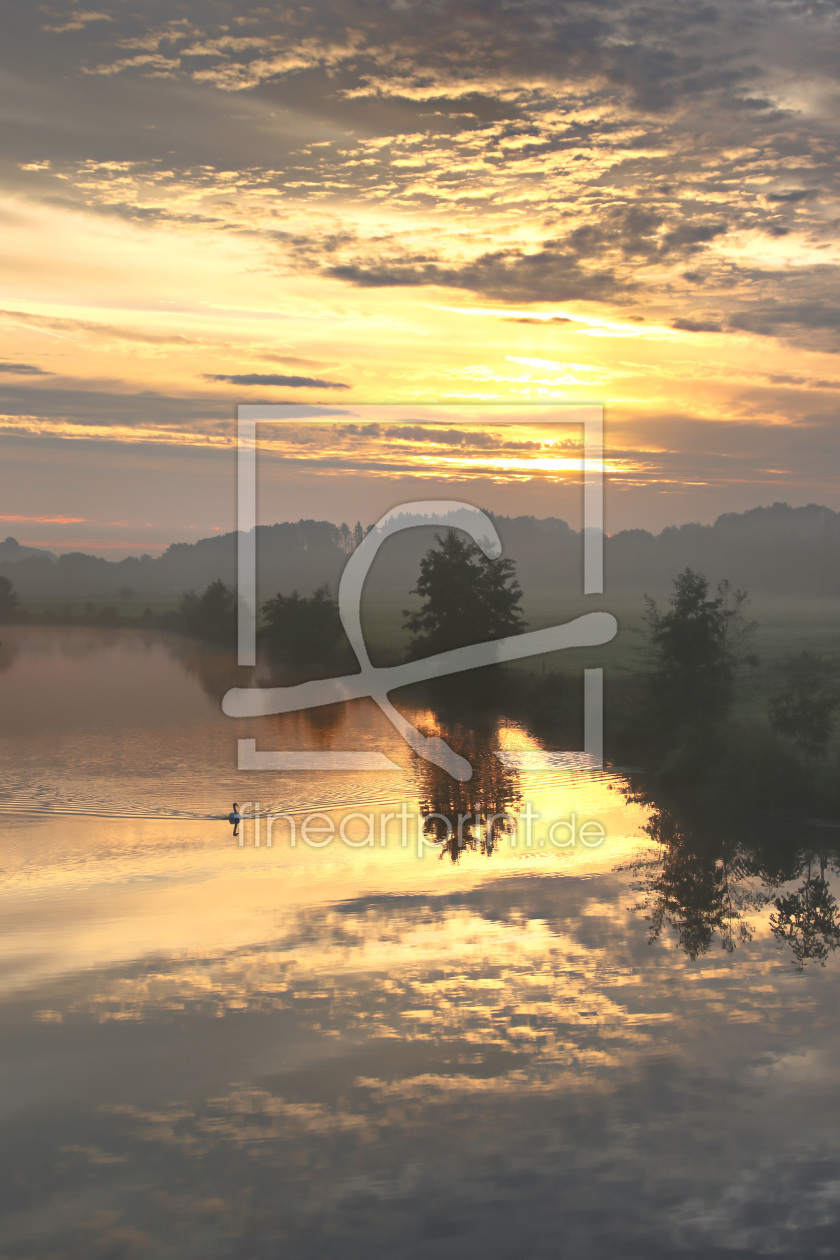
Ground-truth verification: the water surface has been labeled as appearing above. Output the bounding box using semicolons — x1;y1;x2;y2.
1;628;839;1258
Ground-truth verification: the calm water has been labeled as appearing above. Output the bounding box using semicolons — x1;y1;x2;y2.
1;628;839;1258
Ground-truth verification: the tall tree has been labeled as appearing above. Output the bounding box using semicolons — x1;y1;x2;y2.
645;568;755;727
404;530;525;659
338;522;352;554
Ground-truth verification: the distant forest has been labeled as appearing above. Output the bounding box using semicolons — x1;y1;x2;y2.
2;502;840;600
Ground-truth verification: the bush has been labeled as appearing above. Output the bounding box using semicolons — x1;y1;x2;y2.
178;580;237;646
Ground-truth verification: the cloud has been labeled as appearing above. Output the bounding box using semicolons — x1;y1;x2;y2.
505;316;574;325
380;424;543;451
42;10;114;35
1;0;833;346
0;307;207;348
0;383;231;437
328;247;624;303
0;512;86;523
0;362;51;375
1;0;840;490
203;373;349;389
766;189;819;203
728;299;840;350
671;318;724;333
325;204;731;304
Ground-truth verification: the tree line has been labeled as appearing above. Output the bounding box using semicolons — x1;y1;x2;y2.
4;501;840;600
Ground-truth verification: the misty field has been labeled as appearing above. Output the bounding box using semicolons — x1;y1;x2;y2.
361;590;840;674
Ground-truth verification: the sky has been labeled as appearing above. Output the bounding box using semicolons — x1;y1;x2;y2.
1;0;839;555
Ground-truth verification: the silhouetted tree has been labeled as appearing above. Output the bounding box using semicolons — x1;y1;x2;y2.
768;652;839;761
353;521;364;550
261;584;342;665
0;576;19;622
644;568;755;727
339;522;352;553
178;579;237;646
404;530;525;659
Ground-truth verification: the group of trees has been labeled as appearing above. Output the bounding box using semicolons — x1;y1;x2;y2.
0;519;376;603
338;521;366;554
251;527;526;667
6;501;840;601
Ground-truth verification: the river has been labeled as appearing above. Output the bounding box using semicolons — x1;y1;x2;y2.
1;627;838;1258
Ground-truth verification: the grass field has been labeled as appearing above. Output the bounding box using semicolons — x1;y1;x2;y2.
362;590;840;676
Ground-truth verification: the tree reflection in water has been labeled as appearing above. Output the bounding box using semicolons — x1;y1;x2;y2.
629;784;840;969
414;714;521;862
630;800;760;958
166;637;840;963
166;637;249;702
170;638;349;749
770;856;840;970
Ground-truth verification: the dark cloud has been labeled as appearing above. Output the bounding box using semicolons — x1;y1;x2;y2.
381;425;542;451
327;202;730;302
660;221;728;253
671;318;723;333
0;362;50;375
328;246;623;302
729;300;840;345
339;422;381;436
766;188;820;203
204;373;349;389
0;383;230;428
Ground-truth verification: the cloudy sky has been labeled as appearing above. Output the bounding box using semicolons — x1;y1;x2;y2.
1;0;839;553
